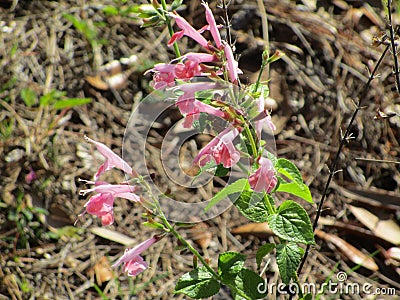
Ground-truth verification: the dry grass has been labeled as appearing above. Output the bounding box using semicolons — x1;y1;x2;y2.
1;0;399;299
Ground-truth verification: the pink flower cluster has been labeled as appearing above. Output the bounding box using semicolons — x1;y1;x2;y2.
79;136;158;277
147;2;240;90
146;3;278;192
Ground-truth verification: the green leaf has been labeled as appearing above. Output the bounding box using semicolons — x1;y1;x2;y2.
275;158;313;203
142;221;165;230
267;200;315;245
300;293;313;300
102;6;119;16
234;268;268;299
39;90;66;106
171;0;183;11
53;98;92;109
276;181;313;203
275;158;303;185
214;164;229;177
204;178;250;212
232;191;269;222
192;112;209;132
256;243;275;267
218;252;246;282
276;242;304;284
174;266;220;299
20;88;37;107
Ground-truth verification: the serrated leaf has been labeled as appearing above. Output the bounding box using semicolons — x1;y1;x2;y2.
276;243;304;284
276;181;313;203
218;252;246;282
174;266;220;299
231;191;269;222
204;178;250;212
53;98;92;109
267;200;315;245
256;243;275;267
275;158;303;185
234;268;268;299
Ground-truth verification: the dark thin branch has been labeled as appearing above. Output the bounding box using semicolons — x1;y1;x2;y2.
220;0;232;47
296;44;390;276
387;0;400;94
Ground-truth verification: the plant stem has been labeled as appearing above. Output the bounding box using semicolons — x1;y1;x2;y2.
239;116;259;158
253;52;268;93
295;45;390;276
264;194;276;215
293;272;304;298
160;0;181;58
140;179;252;299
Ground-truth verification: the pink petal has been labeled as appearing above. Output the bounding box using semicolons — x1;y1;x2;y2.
101;213;114;226
85;136;135;180
112;236;159;268
123;255;148;276
202;2;222;48
223;43;239;84
193;127;240;168
168;14;209;48
25;167;37;184
249;157;277;193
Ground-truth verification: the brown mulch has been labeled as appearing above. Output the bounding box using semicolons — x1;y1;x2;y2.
1;0;399;299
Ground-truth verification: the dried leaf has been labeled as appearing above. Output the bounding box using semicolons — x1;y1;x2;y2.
315;229;379;271
348;205;400;245
387;247;400;262
86;56;136;90
94;256;113;285
189;222;212;249
85;74;109;90
231;222;273;238
90;227;136;246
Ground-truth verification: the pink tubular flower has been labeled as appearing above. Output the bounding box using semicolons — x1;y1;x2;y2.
223;42;239;84
80;182;140;226
25;167;37;184
85;136;136;180
175;82;226;128
147;63;177;90
84;192;115;226
168;13;209;49
193;127;241;168
148;54;217;90
249;157;277;193
112;236;160;276
202;1;222;48
253;97;276;138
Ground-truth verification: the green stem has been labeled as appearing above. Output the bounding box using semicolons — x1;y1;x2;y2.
264;194;276;215
293;272;304;298
253;54;268;93
160;0;181;58
238;115;258;158
140;179;251;299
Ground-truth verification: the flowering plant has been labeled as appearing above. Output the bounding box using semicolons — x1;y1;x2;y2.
77;1;314;299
